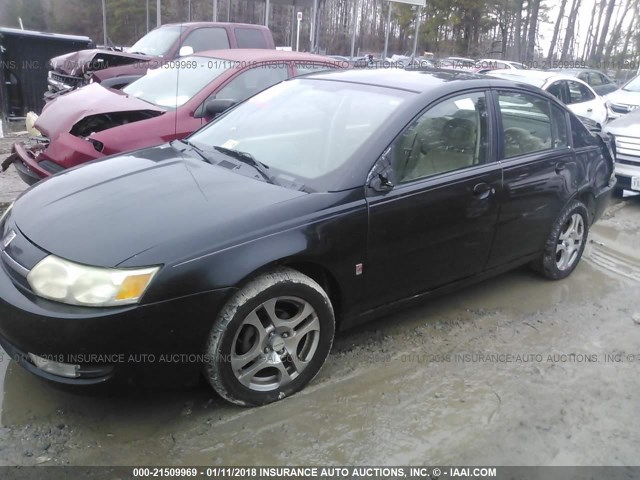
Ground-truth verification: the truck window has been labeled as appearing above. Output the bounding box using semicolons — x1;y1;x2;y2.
183;28;230;52
234;28;267;48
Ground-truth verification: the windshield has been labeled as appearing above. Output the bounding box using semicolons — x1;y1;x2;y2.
128;26;183;56
623;75;640;92
122;56;233;108
189;78;413;191
488;72;546;87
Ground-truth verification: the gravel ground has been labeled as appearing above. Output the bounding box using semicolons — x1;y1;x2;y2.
0;145;639;467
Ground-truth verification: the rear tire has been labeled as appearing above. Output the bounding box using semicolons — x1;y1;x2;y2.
532;200;589;280
204;268;335;407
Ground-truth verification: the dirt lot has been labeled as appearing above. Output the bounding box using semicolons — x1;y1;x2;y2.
0;143;639;466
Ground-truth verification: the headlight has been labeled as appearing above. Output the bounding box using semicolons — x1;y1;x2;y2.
27;255;159;307
0;202;13;226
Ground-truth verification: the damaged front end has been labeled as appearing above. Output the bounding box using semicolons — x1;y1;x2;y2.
46;50;151;100
3;110;163;186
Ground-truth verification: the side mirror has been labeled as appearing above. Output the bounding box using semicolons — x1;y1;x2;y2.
203;98;237;118
179;45;194;57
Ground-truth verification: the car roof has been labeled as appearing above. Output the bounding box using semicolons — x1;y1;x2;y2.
191;49;336;63
162;22;270;29
300;68;483;92
487;69;586;83
303;68;492;92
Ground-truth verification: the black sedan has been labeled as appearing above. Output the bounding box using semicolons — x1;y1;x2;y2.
0;70;616;406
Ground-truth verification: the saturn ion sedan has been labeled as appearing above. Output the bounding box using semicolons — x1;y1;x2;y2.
0;70;615;406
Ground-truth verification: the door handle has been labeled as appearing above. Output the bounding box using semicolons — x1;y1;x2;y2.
555;162;566;173
473;182;494;199
587;108;593;112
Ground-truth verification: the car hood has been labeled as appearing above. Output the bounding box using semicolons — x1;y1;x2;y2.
35;83;165;140
605;89;640;107
11;147;307;267
50;49;151;76
604;109;640;136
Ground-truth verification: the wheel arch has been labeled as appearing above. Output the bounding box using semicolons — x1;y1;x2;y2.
230;257;345;330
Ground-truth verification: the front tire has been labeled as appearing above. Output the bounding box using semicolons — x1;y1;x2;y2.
204;268;335;407
532;200;589;280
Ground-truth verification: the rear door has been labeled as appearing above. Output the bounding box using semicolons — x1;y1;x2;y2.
565;80;605;123
364;90;502;310
487;89;576;267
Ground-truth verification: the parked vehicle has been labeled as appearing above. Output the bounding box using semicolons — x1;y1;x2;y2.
475;58;527;73
604;74;640;119
547;68;618;96
46;22;275;98
604;108;640;194
4;49;340;185
485;69;608;127
0;70;615;406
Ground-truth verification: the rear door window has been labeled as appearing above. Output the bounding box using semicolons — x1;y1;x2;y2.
182;28;230;52
497;91;554;158
567;81;595;104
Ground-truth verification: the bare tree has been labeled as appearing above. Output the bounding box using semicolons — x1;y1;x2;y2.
547;0;567;62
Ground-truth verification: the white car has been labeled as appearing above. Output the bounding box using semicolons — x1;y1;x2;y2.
485;69;608;127
475;59;528;72
604;74;640;119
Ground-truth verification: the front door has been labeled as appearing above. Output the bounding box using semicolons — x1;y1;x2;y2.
364;91;502;310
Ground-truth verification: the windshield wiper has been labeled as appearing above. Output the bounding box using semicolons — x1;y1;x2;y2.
213;146;279;186
172;139;216;163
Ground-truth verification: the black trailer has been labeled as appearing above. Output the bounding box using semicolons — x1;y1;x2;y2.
0;28;94;122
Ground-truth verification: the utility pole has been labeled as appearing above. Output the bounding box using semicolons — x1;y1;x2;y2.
213;0;218;21
146;0;150;32
156;0;161;27
265;0;270;27
188;0;191;22
101;0;107;46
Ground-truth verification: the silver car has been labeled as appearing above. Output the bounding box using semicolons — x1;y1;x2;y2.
604;74;640;119
604;108;640;194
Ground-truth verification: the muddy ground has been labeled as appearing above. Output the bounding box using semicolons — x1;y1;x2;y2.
0;140;639;466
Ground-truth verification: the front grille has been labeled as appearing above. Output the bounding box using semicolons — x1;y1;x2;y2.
48;71;85;89
615;136;640;164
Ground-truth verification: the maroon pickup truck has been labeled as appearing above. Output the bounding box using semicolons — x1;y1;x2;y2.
46;22;275;99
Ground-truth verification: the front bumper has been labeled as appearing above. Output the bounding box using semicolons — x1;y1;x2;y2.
615;163;640;192
5;137;105;186
0;255;235;387
2;143;49;185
